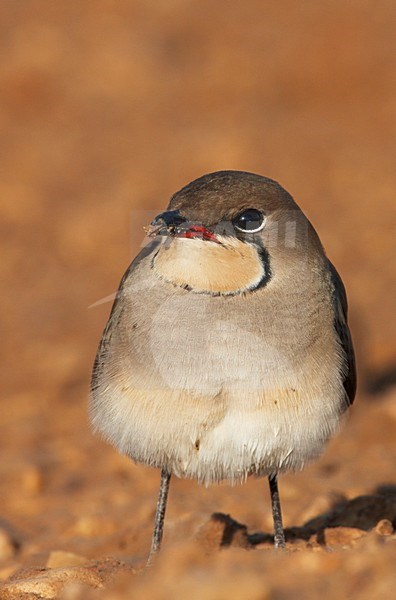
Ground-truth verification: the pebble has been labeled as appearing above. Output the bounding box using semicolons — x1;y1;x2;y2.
375;519;394;536
1;565;103;599
196;513;250;552
321;526;366;547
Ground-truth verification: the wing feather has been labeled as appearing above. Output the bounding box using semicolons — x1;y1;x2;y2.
327;260;357;406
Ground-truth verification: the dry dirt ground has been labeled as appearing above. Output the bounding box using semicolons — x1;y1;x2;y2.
1;2;396;599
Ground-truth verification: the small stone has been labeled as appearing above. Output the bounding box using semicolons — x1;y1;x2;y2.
46;551;90;569
375;519;394;536
321;526;366;547
1;565;103;599
196;513;250;552
0;529;17;560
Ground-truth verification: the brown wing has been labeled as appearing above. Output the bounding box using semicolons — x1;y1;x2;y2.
327;260;357;406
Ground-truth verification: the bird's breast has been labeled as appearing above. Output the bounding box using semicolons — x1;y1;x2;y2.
147;293;297;395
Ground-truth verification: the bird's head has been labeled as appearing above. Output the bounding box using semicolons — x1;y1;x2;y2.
147;171;321;296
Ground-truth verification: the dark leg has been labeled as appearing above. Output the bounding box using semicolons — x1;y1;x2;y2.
147;468;171;566
268;473;286;549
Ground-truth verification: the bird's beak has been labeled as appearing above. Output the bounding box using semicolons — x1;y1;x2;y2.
146;210;220;243
146;210;187;237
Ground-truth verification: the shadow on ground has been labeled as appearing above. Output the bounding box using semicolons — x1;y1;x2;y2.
202;485;396;548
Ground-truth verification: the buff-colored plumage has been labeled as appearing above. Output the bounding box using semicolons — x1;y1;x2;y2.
90;171;356;556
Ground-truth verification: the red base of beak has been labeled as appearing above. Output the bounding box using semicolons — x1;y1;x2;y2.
176;225;219;243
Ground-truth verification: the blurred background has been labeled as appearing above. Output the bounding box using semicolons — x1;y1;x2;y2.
1;1;395;598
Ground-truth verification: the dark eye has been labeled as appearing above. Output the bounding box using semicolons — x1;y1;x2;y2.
233;209;265;233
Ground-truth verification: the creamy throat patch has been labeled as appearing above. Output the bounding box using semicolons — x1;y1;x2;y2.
152;236;265;295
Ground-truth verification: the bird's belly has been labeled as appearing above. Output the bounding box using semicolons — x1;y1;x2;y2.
176;398;341;484
91;283;346;484
94;380;343;485
92;334;344;484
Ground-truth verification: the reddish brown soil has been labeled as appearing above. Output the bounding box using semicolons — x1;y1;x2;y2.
1;2;395;599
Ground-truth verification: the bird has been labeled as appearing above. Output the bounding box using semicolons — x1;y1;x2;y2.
90;170;356;563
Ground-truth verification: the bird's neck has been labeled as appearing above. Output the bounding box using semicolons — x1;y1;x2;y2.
152;236;267;296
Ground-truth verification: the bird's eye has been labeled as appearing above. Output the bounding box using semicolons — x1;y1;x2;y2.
233;209;265;233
